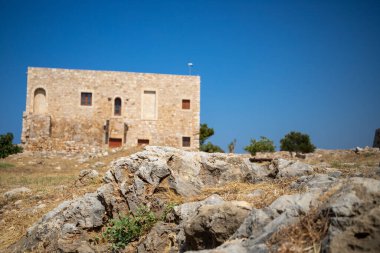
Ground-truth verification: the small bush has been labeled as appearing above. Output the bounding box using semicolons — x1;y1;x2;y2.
201;142;225;153
102;206;157;250
244;136;275;155
161;202;177;222
0;133;23;158
280;131;315;154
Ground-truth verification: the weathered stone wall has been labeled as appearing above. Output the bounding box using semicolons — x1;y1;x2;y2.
22;67;200;151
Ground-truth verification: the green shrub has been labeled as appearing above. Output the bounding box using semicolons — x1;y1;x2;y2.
102;206;157;250
161;202;177;222
199;123;224;153
0;133;23;158
244;136;275;155
201;142;225;153
280;131;316;154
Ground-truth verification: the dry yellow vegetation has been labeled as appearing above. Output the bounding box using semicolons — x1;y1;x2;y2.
0;147;142;250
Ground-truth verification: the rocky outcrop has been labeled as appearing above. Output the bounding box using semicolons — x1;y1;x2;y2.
184;201;251;250
137;222;178;253
7;146;380;253
187;177;380;253
10;193;105;252
321;177;380;253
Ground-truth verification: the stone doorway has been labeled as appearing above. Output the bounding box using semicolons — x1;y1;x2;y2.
109;138;122;148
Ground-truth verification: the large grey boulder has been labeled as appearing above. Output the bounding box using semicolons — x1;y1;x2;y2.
108;146;271;199
271;159;313;178
75;169;99;186
290;174;338;192
9;193;106;252
174;194;224;223
232;191;319;244
183;201;252;250
137;222;178;253
321;177;380;253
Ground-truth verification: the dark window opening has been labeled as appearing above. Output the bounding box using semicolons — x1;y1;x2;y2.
182;99;190;109
81;92;92;106
114;97;122;116
182;137;191;147
109;138;122;148
138;139;149;145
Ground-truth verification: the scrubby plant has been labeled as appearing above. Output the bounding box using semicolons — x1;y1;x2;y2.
228;139;237;153
201;142;225;153
280;131;316;154
102;206;157;250
161;202;177;222
244;136;275;155
0;133;23;158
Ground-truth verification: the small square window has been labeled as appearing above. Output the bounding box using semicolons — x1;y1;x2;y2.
182;99;190;109
138;139;150;145
81;92;92;106
182;137;191;147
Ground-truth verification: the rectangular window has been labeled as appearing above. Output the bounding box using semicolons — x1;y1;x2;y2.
109;138;122;148
182;137;191;147
81;92;92;106
138;139;150;145
182;99;190;109
142;90;157;119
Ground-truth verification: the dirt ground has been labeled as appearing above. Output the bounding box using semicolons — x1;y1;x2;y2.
0;147;379;250
0;146;142;250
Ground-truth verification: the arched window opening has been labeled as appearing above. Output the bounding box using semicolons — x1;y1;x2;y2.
33;88;47;114
114;97;122;116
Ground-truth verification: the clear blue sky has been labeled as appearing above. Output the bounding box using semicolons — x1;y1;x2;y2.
1;0;379;152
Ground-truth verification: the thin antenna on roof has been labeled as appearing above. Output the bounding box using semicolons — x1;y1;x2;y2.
187;62;193;75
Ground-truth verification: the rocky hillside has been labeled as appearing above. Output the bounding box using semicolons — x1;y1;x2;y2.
5;146;380;253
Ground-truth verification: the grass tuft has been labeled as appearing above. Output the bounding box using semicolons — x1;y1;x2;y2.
0;162;14;169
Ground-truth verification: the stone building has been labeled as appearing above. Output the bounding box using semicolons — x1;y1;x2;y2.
21;67;200;151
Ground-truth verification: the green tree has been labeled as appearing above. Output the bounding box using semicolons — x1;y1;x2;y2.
199;123;224;153
228;139;237;153
0;133;23;158
244;136;275;155
199;123;214;146
280;131;316;154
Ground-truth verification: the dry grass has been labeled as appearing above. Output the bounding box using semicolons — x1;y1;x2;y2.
157;177;302;209
269;207;329;253
306;149;380;177
267;184;342;253
0;146;142;250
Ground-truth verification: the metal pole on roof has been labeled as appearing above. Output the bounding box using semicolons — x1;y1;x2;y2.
188;62;193;75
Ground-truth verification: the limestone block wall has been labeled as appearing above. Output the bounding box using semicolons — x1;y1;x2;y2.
22;67;200;151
